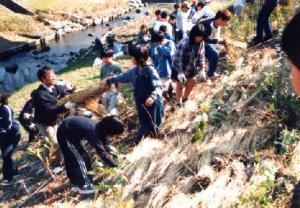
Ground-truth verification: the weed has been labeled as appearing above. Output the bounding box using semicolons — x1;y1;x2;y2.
275;128;300;154
223;85;235;100
191;120;207;144
209;100;231;127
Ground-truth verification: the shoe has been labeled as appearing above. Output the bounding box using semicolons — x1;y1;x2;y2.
2;179;13;186
263;35;273;42
248;37;263;47
182;97;188;105
100;152;118;167
71;184;96;195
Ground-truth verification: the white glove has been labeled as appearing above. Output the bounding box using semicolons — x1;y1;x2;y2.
177;73;186;84
29;123;36;131
64;101;75;110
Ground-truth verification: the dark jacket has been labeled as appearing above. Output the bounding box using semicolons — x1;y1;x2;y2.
31;84;68;126
57;116;107;156
201;18;219;44
0;105;19;136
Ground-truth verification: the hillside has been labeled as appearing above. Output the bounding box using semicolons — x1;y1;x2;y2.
0;1;300;208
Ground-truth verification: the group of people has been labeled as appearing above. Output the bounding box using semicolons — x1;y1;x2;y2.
0;0;288;197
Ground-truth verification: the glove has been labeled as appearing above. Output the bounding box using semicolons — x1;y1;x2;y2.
64;101;75;110
29;123;37;131
177;73;186;84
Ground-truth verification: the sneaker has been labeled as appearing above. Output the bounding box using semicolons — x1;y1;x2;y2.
182;97;188;105
2;179;13;186
71;184;96;195
263;35;273;42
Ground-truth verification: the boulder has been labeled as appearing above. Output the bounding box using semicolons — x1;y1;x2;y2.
5;64;19;74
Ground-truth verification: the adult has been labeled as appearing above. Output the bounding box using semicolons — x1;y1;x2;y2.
57;116;125;194
201;9;232;78
171;3;180;19
251;0;278;44
0;93;21;185
172;24;206;106
176;1;193;40
31;66;74;142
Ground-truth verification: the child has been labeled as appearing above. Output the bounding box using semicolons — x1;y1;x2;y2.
100;49;122;79
159;25;175;42
172;24;207;107
150;32;176;99
0;93;21;185
138;24;151;45
281;11;300;96
153;11;174;40
191;1;215;24
57;115;125;195
103;45;164;144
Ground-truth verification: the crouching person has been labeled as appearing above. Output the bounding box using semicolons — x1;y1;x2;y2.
19;99;39;144
103;45;164;144
0;93;21;185
57;115;125;195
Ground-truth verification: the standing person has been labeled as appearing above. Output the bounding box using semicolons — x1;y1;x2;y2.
31;66;74;142
153;11;174;40
171;3;181;19
281;11;300;96
191;1;215;24
100;49;122;79
189;0;199;19
176;1;193;40
201;9;232;78
169;14;177;40
152;9;162;31
57;115;125;194
102;45;164;144
0;93;21;185
150;32;176;99
251;0;278;44
172;24;207;107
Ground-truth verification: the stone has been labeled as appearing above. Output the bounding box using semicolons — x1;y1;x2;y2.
5;64;19;74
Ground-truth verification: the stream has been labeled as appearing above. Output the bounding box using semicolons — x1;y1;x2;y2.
0;7;148;92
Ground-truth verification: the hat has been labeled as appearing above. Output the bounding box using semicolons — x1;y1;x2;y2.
181;1;190;8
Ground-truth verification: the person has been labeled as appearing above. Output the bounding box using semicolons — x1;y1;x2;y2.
176;1;193;40
201;9;232;78
0;93;21;185
152;9;162;30
159;25;175;42
169;14;177;40
137;24;151;45
150;32;176;99
191;1;215;24
57;115;125;194
251;0;278;44
172;24;206;107
31;66;74;142
233;0;246;14
291;181;300;208
102;45;164;144
188;0;198;19
19;99;39;144
281;11;300;96
100;49;122;79
171;3;180;19
153;11;174;40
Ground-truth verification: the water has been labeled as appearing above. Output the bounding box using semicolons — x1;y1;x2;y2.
0;7;147;92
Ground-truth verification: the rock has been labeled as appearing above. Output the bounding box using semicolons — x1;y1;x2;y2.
145;11;150;16
0;67;6;82
105;23;110;27
126;16;131;20
136;9;141;14
88;33;94;37
5;64;19;74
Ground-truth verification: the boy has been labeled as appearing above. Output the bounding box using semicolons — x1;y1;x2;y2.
201;9;232;78
150;32;176;99
153;11;174;40
281;12;300;96
100;49;122;79
57;115;125;194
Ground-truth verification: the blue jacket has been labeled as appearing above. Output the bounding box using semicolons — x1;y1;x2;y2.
0;105;19;135
150;40;176;78
107;65;162;104
201;18;219;44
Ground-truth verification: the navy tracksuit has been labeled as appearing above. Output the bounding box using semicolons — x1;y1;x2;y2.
0;105;20;181
19;99;39;142
256;0;278;40
57;116;109;187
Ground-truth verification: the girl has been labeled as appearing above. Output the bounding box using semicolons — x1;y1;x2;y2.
103;45;164;143
0;93;21;185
